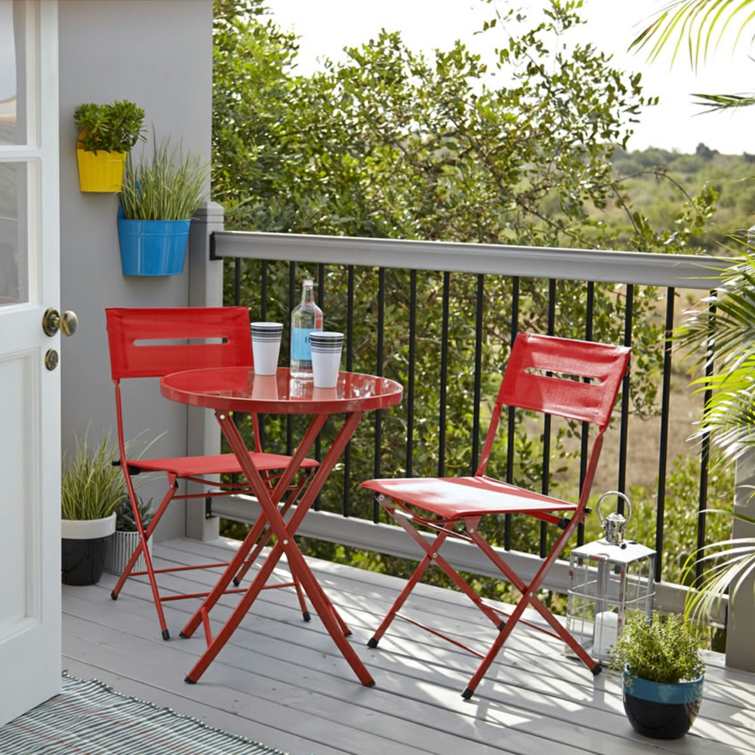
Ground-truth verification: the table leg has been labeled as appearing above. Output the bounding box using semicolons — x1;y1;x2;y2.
185;411;373;687
180;413;327;640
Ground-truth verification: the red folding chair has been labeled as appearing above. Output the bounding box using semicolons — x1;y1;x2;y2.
362;332;630;698
105;307;318;639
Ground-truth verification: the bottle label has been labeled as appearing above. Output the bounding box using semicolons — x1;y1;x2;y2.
292;327;316;361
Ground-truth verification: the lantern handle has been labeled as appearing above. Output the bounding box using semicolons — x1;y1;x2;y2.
596;490;632;524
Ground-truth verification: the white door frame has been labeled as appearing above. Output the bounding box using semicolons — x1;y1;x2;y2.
0;0;61;725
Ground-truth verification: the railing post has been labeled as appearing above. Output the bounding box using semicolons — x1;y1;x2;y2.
725;448;755;670
725;224;755;670
186;201;225;541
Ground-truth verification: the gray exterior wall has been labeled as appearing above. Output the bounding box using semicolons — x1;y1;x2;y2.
58;0;213;539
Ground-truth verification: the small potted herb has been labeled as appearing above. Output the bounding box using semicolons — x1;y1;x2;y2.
62;436;125;585
611;614;705;740
105;497;154;576
74;101;144;192
118;136;207;276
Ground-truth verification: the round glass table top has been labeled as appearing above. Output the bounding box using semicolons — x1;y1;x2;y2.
161;367;403;415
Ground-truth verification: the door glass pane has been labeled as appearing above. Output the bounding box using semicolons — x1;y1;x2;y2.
0;162;28;305
0;0;29;146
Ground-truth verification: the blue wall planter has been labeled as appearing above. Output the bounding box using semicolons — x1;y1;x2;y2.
118;215;191;277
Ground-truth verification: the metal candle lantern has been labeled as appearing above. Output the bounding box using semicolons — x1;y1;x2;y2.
566;491;656;663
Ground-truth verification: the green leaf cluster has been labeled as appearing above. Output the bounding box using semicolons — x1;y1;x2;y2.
120;137;208;220
62;435;126;521
114;497;154;532
610;613;704;684
74;100;145;153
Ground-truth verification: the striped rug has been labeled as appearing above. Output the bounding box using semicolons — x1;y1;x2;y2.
0;673;285;754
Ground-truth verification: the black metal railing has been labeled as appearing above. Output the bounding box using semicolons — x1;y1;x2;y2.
213;231;728;589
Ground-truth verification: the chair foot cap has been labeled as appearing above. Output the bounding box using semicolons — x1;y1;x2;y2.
462;687;474;700
184;676;196;685
161;629;170;641
232;578;240;587
591;662;603;677
367;637;379;649
110;592;118;601
302;611;311;623
179;631;190;639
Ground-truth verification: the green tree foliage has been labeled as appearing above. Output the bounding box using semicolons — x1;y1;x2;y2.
213;0;729;598
609;146;753;248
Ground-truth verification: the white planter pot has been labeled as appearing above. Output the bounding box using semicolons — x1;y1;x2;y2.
61;513;116;540
105;530;152;576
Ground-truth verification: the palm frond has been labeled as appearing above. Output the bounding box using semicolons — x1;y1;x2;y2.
676;250;755;369
630;0;755;67
693;91;755;110
689;358;755;459
684;499;755;622
676;248;755;460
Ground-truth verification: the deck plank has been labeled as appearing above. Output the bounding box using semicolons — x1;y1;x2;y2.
60;539;755;755
168;536;747;684
67;575;755;755
154;540;755;713
63;616;437;755
62;656;346;755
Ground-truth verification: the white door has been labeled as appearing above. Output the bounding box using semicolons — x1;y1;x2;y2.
0;0;61;725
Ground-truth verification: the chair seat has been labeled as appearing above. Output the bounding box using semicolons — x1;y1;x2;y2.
127;452;319;478
361;476;577;521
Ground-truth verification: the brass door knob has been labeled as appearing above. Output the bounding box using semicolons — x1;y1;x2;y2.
42;308;78;337
61;310;79;336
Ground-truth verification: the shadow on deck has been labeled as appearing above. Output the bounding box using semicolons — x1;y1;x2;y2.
62;538;755;755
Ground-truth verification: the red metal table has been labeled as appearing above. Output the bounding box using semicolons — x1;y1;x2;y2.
160;366;403;686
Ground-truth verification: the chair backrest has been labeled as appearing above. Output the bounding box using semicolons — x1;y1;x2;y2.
105;307;252;381
497;332;630;429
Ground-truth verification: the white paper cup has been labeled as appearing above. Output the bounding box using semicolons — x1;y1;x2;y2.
310;331;343;388
251;322;282;375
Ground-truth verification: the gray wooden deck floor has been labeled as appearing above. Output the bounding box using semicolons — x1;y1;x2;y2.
62;537;755;755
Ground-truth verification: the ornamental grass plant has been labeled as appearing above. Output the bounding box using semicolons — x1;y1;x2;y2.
611;614;704;684
120;136;207;221
62;435;126;521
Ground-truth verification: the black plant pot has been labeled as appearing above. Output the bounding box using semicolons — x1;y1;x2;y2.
62;537;109;586
61;514;116;586
623;667;704;740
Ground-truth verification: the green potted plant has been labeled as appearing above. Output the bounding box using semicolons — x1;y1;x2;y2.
611;614;705;739
105;497;154;576
118;136;207;276
74;100;145;192
61;435;125;586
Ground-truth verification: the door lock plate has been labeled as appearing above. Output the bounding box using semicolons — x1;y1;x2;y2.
44;349;59;371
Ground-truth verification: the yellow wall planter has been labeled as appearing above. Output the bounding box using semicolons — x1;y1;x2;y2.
76;147;127;192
